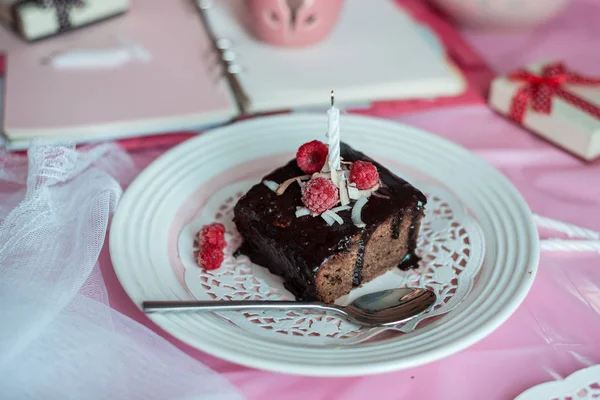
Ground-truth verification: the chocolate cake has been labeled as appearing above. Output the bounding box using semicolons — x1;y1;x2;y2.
233;142;426;303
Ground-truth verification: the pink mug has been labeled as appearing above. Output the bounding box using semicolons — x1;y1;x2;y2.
247;0;344;47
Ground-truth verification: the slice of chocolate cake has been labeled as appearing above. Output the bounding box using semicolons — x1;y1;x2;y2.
233;142;426;303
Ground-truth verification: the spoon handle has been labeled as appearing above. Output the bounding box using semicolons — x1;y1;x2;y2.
143;300;345;315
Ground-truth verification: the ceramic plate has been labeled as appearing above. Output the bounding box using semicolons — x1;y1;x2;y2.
110;114;539;376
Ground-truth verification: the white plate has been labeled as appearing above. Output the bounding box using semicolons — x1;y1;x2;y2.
110;114;539;376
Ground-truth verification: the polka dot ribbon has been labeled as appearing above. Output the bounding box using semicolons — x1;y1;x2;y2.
508;62;600;123
16;0;85;32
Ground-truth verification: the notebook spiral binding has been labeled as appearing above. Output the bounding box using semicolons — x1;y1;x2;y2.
196;0;250;114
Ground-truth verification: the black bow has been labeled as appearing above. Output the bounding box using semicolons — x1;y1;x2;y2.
16;0;85;32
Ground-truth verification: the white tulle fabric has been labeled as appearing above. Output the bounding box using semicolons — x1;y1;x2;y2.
0;143;243;400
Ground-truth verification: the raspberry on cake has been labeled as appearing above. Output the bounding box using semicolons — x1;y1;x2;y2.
233;142;426;303
301;177;339;214
296;140;328;174
349;160;379;190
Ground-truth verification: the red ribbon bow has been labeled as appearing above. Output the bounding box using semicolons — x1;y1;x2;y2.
508;62;600;123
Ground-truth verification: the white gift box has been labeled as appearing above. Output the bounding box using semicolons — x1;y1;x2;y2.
4;0;128;41
489;62;600;161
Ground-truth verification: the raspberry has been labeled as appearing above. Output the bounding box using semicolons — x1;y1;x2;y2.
349;161;379;190
199;223;226;249
197;223;226;270
301;177;339;214
296;140;328;174
198;246;224;270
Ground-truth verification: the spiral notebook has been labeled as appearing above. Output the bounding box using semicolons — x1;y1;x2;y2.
0;0;464;150
202;0;465;113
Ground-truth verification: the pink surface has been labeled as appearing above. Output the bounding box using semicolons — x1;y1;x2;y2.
52;0;600;397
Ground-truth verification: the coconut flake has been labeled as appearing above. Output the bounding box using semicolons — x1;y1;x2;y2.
320;212;335;226
311;172;330;180
276;175;310;195
263;180;279;192
347;186;359;199
296;177;305;188
348;186;371;200
295;207;311;217
348;184;381;200
352;197;368;228
331;205;351;213
339;175;350;206
323;209;344;225
330;169;340;187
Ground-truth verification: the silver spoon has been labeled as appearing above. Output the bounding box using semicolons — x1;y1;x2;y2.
143;287;436;327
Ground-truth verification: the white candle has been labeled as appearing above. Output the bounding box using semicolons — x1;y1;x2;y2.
327;91;341;172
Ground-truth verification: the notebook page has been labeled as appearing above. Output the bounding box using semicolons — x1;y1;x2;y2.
2;0;236;141
202;0;464;112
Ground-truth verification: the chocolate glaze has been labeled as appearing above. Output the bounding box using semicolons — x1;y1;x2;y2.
233;142;427;300
353;231;370;287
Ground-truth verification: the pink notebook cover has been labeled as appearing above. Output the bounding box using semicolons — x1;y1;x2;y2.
0;0;236;144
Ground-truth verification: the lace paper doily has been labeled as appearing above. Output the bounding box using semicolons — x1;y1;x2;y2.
179;180;485;346
515;365;600;400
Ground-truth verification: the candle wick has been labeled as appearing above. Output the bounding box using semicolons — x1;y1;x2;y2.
330;90;334;106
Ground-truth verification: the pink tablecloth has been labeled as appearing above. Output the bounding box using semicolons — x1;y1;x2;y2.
102;1;600;398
